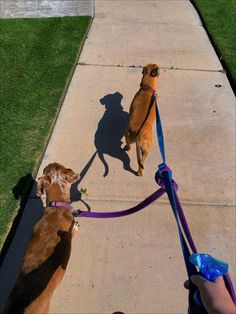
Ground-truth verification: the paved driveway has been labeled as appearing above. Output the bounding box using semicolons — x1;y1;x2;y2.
0;0;94;18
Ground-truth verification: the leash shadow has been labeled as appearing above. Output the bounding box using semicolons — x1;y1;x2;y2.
70;151;98;211
94;92;136;177
70;181;91;212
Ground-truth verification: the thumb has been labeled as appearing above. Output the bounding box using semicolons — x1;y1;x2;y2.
190;275;208;288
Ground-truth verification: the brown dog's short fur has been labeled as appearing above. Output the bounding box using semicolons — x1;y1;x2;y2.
124;64;160;176
3;163;79;314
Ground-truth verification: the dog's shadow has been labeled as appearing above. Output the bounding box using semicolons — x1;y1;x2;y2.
94;92;136;177
0;174;44;313
3;224;74;313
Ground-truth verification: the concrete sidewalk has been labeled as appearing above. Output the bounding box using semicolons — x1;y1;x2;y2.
0;1;235;313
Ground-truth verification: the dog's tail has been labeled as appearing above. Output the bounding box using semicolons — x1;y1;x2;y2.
136;140;144;170
97;151;109;177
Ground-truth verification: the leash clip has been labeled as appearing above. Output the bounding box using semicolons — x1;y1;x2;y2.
72;209;81;217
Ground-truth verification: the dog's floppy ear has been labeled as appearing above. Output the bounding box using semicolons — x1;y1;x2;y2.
142;66;148;75
36;175;51;196
37;176;44;196
150;67;160;77
64;169;80;184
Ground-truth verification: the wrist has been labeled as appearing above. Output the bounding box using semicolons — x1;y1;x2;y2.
209;300;236;314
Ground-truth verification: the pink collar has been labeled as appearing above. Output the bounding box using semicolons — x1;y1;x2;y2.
48;201;73;210
140;84;157;96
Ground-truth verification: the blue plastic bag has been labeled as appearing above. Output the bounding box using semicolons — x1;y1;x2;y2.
189;253;228;281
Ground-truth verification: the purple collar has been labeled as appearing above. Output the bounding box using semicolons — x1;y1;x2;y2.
48;201;73;210
140;84;157;96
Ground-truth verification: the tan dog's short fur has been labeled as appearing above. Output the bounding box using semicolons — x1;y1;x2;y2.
124;64;160;176
3;163;79;314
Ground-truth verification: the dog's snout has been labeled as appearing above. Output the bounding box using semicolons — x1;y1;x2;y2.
150;67;159;77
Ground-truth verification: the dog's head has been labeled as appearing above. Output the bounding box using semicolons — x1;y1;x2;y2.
37;163;79;201
141;64;160;85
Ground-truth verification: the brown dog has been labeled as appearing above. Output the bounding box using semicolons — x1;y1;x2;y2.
124;64;160;176
3;163;80;314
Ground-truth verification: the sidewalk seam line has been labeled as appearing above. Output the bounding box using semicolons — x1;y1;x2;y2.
75;198;235;208
77;62;225;74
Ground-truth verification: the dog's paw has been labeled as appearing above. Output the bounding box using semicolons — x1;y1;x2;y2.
137;170;143;177
73;221;80;232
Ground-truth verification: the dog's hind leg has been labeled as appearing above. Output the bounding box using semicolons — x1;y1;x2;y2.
140;148;149;176
136;142;144;176
136;137;150;176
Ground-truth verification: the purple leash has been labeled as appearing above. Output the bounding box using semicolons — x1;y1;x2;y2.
75;169;195;252
73;165;236;305
73;187;165;218
155;167;197;254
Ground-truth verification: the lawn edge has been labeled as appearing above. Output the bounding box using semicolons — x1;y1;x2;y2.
0;15;94;264
190;0;235;94
32;15;94;179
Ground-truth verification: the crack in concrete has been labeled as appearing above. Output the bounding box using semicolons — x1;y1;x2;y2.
78;62;225;74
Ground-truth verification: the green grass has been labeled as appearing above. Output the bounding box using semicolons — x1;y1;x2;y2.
0;16;91;248
192;0;236;91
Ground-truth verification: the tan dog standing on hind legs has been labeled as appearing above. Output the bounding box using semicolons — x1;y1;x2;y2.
3;163;80;314
124;64;160;176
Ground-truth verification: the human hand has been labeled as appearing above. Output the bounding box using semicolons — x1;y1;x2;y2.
184;275;236;314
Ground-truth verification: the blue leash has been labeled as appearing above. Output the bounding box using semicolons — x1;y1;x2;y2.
155;102;166;164
154;95;206;313
157;166;198;278
155;96;197;277
153;94;236;312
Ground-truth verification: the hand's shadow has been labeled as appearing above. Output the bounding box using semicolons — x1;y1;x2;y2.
94;92;136;177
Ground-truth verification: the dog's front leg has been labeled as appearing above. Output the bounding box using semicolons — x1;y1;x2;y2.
72;221;79;237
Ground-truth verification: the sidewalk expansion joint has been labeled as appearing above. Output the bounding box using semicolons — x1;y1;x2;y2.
76;197;235;208
78;62;225;74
